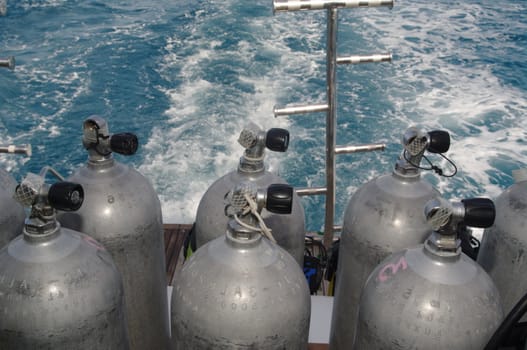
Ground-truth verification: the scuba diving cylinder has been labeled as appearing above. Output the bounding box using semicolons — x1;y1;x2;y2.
353;197;503;349
330;126;452;349
0;143;31;248
478;169;527;319
194;123;306;266
56;116;169;350
0;169;129;349
171;183;311;350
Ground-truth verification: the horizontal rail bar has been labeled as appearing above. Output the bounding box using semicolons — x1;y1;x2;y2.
0;56;15;70
274;0;394;12
0;144;32;156
296;186;327;196
337;53;392;65
333;225;342;232
274;103;328;117
335;143;386;155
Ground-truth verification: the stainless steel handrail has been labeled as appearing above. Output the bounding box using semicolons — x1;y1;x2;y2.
0;0;6;17
273;0;394;249
0;56;15;70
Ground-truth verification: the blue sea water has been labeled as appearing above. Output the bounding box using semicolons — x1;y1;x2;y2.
0;0;526;231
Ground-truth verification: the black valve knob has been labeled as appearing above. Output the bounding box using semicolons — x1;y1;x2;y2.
427;130;450;154
110;133;138;155
266;184;293;214
48;182;84;211
462;198;495;228
265;128;289;152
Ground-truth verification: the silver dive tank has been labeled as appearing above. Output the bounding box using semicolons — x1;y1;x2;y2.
194;122;306;266
354;197;503;350
0;143;31;248
478;168;527;320
171;182;311;350
56;116;169;350
329;126;452;349
0;169;129;349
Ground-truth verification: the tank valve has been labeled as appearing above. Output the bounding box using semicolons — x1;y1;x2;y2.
83;116;139;158
424;197;495;256
0;56;15;70
238;123;290;173
14;167;84;235
397;126;456;177
225;182;293;243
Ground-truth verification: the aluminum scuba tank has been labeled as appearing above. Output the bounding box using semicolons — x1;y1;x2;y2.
353;197;503;350
171;183;311;350
56;116;169;350
329;126;452;349
0;143;31;248
194;123;306;266
478;169;527;319
0;169;129;349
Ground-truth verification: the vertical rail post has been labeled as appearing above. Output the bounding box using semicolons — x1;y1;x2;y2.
0;0;6;17
323;7;338;249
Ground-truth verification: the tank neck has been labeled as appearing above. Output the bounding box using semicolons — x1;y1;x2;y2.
392;162;421;180
423;231;461;261
87;154;115;170
237;155;265;174
23;217;61;243
393;152;422;178
225;220;262;249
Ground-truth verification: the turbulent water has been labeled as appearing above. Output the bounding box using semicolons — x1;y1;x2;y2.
0;0;526;231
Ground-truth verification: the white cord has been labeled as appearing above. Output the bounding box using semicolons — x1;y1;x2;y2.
243;193;277;243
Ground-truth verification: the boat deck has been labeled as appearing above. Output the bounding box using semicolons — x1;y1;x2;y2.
164;223;191;286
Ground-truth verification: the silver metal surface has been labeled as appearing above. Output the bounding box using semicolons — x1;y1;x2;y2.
0;143;31;248
0;143;31;156
330;127;447;349
354;247;503;349
323;7;338;249
273;103;328;116
478;175;527;321
337;53;392;65
334;143;386;155
0;56;14;69
296;186;327;196
353;199;503;349
0;169;25;248
57;118;169;350
194;169;306;266
0;197;129;350
330;171;440;349
273;0;394;12
171;220;311;349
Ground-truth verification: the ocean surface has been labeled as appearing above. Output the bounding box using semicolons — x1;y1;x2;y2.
0;0;525;231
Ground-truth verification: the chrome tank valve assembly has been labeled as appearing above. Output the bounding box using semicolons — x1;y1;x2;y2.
0;168;129;349
353;197;503;350
171;182;311;350
194;123;306;266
